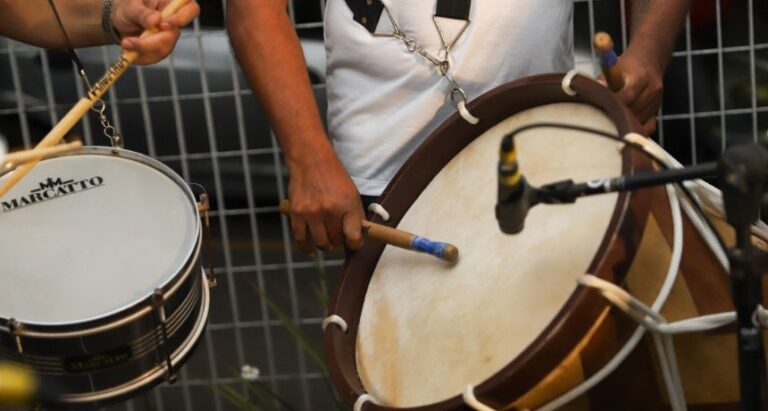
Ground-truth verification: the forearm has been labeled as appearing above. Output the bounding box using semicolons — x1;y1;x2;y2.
227;0;333;170
0;0;111;48
628;0;691;72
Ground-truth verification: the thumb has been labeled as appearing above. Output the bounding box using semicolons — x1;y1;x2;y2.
113;0;162;34
342;209;364;250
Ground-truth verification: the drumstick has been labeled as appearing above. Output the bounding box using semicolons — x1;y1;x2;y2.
0;0;190;199
2;141;83;168
279;200;460;263
593;32;625;92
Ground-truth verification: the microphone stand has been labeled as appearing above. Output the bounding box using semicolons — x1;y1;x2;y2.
520;143;768;411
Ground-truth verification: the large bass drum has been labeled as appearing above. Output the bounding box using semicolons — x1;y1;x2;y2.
325;73;767;410
0;147;211;408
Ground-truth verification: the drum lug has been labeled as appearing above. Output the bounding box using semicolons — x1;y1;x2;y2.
151;289;176;385
203;267;217;288
8;318;24;356
8;317;32;404
196;193;210;227
197;192;217;289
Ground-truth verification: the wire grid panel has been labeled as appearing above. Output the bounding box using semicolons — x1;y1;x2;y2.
0;0;765;410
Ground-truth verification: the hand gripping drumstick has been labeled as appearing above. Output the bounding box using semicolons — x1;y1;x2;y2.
279;200;460;263
2;141;83;168
594;32;625;92
0;0;190;199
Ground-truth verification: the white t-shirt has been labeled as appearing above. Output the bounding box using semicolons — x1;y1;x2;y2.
325;0;574;196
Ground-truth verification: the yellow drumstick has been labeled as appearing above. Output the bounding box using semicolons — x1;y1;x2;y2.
279;200;459;263
2;141;83;168
594;32;625;92
0;0;190;198
0;362;38;406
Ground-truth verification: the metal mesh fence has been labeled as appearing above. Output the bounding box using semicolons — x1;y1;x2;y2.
0;0;766;410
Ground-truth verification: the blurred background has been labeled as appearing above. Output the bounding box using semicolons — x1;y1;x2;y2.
0;0;766;410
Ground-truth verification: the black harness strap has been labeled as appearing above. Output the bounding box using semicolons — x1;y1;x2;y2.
344;0;385;33
435;0;471;20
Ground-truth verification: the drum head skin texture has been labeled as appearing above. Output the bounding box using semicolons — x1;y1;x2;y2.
0;151;198;325
356;103;622;407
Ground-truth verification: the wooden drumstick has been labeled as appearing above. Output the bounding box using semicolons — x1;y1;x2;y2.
279;200;460;263
2;141;83;168
593;32;625;92
0;0;190;198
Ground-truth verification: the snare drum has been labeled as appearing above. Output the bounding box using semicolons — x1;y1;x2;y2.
0;147;211;407
325;74;766;410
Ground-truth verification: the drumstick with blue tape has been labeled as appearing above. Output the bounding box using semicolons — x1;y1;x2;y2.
279;200;459;263
0;0;191;198
594;32;625;92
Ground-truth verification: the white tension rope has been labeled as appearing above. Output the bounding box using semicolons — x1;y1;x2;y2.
537;183;685;411
321;315;349;333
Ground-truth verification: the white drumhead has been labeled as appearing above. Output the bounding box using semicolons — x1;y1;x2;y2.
0;149;199;325
356;103;623;407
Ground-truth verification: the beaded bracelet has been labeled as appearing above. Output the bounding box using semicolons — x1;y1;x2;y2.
101;0;122;44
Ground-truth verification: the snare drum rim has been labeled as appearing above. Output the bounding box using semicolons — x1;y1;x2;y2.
0;147;202;331
325;73;645;410
40;269;211;408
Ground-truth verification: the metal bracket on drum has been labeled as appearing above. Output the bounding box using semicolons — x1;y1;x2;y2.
196;192;217;288
8;318;24;356
151;289;177;385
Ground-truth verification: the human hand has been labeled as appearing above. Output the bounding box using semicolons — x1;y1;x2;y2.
599;51;664;136
111;0;200;65
286;153;365;254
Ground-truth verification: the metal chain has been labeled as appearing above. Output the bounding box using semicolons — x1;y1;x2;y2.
79;73;123;148
47;0;123;148
90;94;123;148
376;4;475;115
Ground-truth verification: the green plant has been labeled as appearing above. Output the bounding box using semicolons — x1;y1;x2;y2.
215;255;349;410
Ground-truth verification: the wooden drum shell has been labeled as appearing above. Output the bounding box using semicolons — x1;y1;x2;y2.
325;73;765;410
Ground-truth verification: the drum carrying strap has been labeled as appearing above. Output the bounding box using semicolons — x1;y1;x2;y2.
343;0;471;33
342;0;479;124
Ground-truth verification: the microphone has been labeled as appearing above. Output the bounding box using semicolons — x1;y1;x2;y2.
495;133;538;234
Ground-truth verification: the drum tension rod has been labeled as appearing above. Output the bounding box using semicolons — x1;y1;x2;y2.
151;289;176;385
197;193;217;288
7;318;24;357
8;319;43;411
